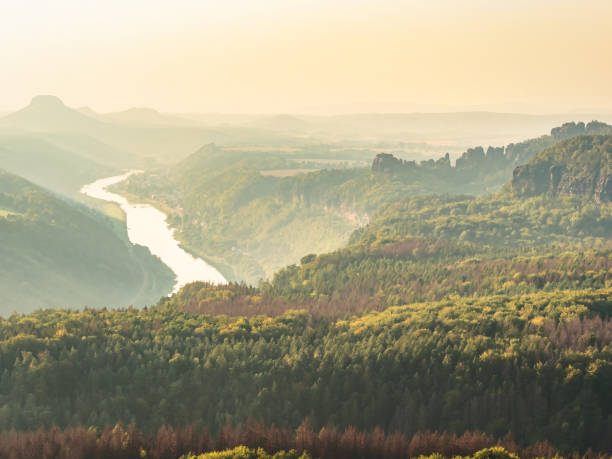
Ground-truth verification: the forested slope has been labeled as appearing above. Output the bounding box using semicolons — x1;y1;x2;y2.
115;145;362;282
0;170;174;313
165;134;611;317
114;122;612;285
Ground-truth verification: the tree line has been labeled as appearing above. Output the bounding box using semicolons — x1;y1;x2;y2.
0;421;589;459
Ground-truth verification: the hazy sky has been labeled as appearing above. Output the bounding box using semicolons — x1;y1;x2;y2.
1;0;612;114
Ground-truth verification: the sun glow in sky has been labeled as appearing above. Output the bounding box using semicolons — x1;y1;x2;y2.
1;0;611;113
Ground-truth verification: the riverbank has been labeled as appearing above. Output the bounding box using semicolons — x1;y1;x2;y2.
81;172;226;293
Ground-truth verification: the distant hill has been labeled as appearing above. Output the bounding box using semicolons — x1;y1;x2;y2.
1;95;105;132
0;170;174;314
78;106;199;127
0;96;296;167
0;96;145;180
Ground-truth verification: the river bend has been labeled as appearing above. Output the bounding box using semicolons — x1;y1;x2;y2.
81;172;226;293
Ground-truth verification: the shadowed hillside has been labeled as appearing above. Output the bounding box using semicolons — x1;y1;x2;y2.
0;170;174;313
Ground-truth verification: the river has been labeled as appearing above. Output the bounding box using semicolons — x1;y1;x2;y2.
80;171;226;293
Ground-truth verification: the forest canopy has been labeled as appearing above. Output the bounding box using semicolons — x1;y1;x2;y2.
1;123;611;457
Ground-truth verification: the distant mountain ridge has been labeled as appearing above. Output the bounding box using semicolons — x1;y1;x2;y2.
1;95;106;132
0;95;297;170
79;106;198;127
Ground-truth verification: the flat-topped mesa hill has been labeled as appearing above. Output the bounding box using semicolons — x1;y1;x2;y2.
0;95;103;132
512;134;612;203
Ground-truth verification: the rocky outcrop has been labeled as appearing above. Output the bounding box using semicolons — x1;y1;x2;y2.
512;163;612;203
512;134;612;203
594;174;612;204
371;153;416;172
512;163;555;197
371;153;452;173
551;121;612;141
455;147;485;170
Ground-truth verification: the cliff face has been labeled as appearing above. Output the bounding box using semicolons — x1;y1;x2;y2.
512;163;554;197
513;163;612;203
512;135;612;203
371;153;416;172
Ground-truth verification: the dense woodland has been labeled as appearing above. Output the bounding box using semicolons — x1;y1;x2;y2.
0;122;611;457
0;288;610;454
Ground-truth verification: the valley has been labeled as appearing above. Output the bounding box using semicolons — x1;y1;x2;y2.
81;172;226;291
0;170;175;313
0;95;610;458
3;3;612;457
